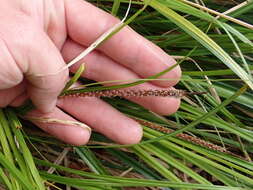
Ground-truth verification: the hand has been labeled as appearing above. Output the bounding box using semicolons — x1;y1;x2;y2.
0;0;181;145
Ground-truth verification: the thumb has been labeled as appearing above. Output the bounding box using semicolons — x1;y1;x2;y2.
25;33;68;113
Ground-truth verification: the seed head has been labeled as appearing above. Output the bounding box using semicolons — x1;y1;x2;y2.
60;89;205;99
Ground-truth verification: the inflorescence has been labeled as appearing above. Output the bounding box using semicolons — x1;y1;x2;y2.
60;89;206;99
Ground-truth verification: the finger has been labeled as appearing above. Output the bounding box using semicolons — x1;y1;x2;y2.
0;81;26;107
62;40;180;115
25;33;69;113
57;96;142;144
2;28;68;113
64;0;181;87
0;38;23;89
26;107;91;145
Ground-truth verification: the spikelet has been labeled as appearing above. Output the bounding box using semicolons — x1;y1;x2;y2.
60;89;206;99
134;118;232;154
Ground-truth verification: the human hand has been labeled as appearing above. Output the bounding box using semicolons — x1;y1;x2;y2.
0;0;181;145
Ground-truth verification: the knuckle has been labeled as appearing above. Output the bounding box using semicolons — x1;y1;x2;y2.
0;40;24;89
0;66;23;89
7;70;23;87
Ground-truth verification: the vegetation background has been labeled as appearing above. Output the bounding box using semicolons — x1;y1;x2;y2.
0;0;253;189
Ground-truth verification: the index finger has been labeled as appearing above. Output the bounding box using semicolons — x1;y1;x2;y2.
64;0;181;87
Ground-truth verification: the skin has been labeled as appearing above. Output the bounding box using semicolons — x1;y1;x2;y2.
0;0;181;145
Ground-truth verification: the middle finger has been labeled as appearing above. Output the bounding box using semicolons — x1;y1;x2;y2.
62;39;180;116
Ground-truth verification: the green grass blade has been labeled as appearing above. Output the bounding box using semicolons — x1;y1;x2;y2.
138;84;248;145
62;64;85;93
111;0;121;16
40;171;248;189
141;143;212;184
132;145;183;183
0;152;34;190
0;167;12;190
107;149;162;179
147;0;253;89
6;109;45;190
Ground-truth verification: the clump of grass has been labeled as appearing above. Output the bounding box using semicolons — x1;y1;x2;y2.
0;0;253;190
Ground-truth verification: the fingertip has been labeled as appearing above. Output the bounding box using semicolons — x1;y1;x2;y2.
39;100;57;113
27;70;68;113
116;120;143;145
27;108;91;145
39;123;91;146
152;97;181;116
166;64;182;87
62;126;91;146
154;60;182;88
31;95;57;113
132;93;181;116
